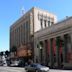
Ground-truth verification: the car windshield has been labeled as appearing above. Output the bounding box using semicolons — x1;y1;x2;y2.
31;64;43;68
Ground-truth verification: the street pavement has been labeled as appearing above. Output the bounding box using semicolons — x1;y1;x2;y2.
0;66;72;72
0;66;25;72
49;69;72;72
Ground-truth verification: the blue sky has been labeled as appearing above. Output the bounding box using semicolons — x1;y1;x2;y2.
0;0;72;51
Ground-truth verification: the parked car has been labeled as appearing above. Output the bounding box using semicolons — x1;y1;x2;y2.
25;63;49;72
10;63;18;67
10;60;19;67
18;60;25;67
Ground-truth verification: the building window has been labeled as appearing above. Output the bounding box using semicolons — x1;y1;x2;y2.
51;22;54;25
40;19;43;29
48;21;50;27
48;17;50;21
44;20;46;27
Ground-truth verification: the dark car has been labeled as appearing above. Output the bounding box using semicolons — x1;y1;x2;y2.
25;63;49;72
18;60;25;67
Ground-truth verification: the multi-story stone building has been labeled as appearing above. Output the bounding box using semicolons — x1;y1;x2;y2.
34;17;72;69
10;7;57;60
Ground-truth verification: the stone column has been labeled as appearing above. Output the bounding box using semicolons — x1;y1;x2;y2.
43;40;48;65
55;36;62;68
38;41;44;64
49;38;53;68
60;34;72;68
47;39;50;66
70;34;72;63
63;34;68;63
52;38;57;67
35;41;41;64
42;41;46;65
67;34;72;63
40;40;48;65
34;39;38;63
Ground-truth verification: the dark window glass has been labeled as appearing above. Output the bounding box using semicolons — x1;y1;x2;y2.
48;21;50;26
40;19;43;29
51;22;54;25
44;20;46;27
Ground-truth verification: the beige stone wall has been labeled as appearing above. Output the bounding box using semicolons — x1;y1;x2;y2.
33;7;57;32
10;7;57;58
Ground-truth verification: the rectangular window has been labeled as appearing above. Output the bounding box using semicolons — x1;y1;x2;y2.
48;21;50;27
40;19;43;29
44;20;46;27
51;22;54;25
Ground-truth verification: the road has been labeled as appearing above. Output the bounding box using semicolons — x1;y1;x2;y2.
0;66;25;72
49;69;72;72
0;66;72;72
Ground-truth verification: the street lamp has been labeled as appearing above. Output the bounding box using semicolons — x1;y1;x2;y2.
40;46;42;50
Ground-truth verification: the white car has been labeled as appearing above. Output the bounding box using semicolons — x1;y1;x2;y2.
25;63;49;72
10;61;19;67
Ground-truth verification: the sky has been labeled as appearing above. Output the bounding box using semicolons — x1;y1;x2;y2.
0;0;72;51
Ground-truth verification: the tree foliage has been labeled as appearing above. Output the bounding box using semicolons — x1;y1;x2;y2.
10;46;17;52
10;45;17;56
5;50;10;56
0;52;3;56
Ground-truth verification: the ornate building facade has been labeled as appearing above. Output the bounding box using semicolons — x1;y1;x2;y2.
34;17;72;68
10;7;57;60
